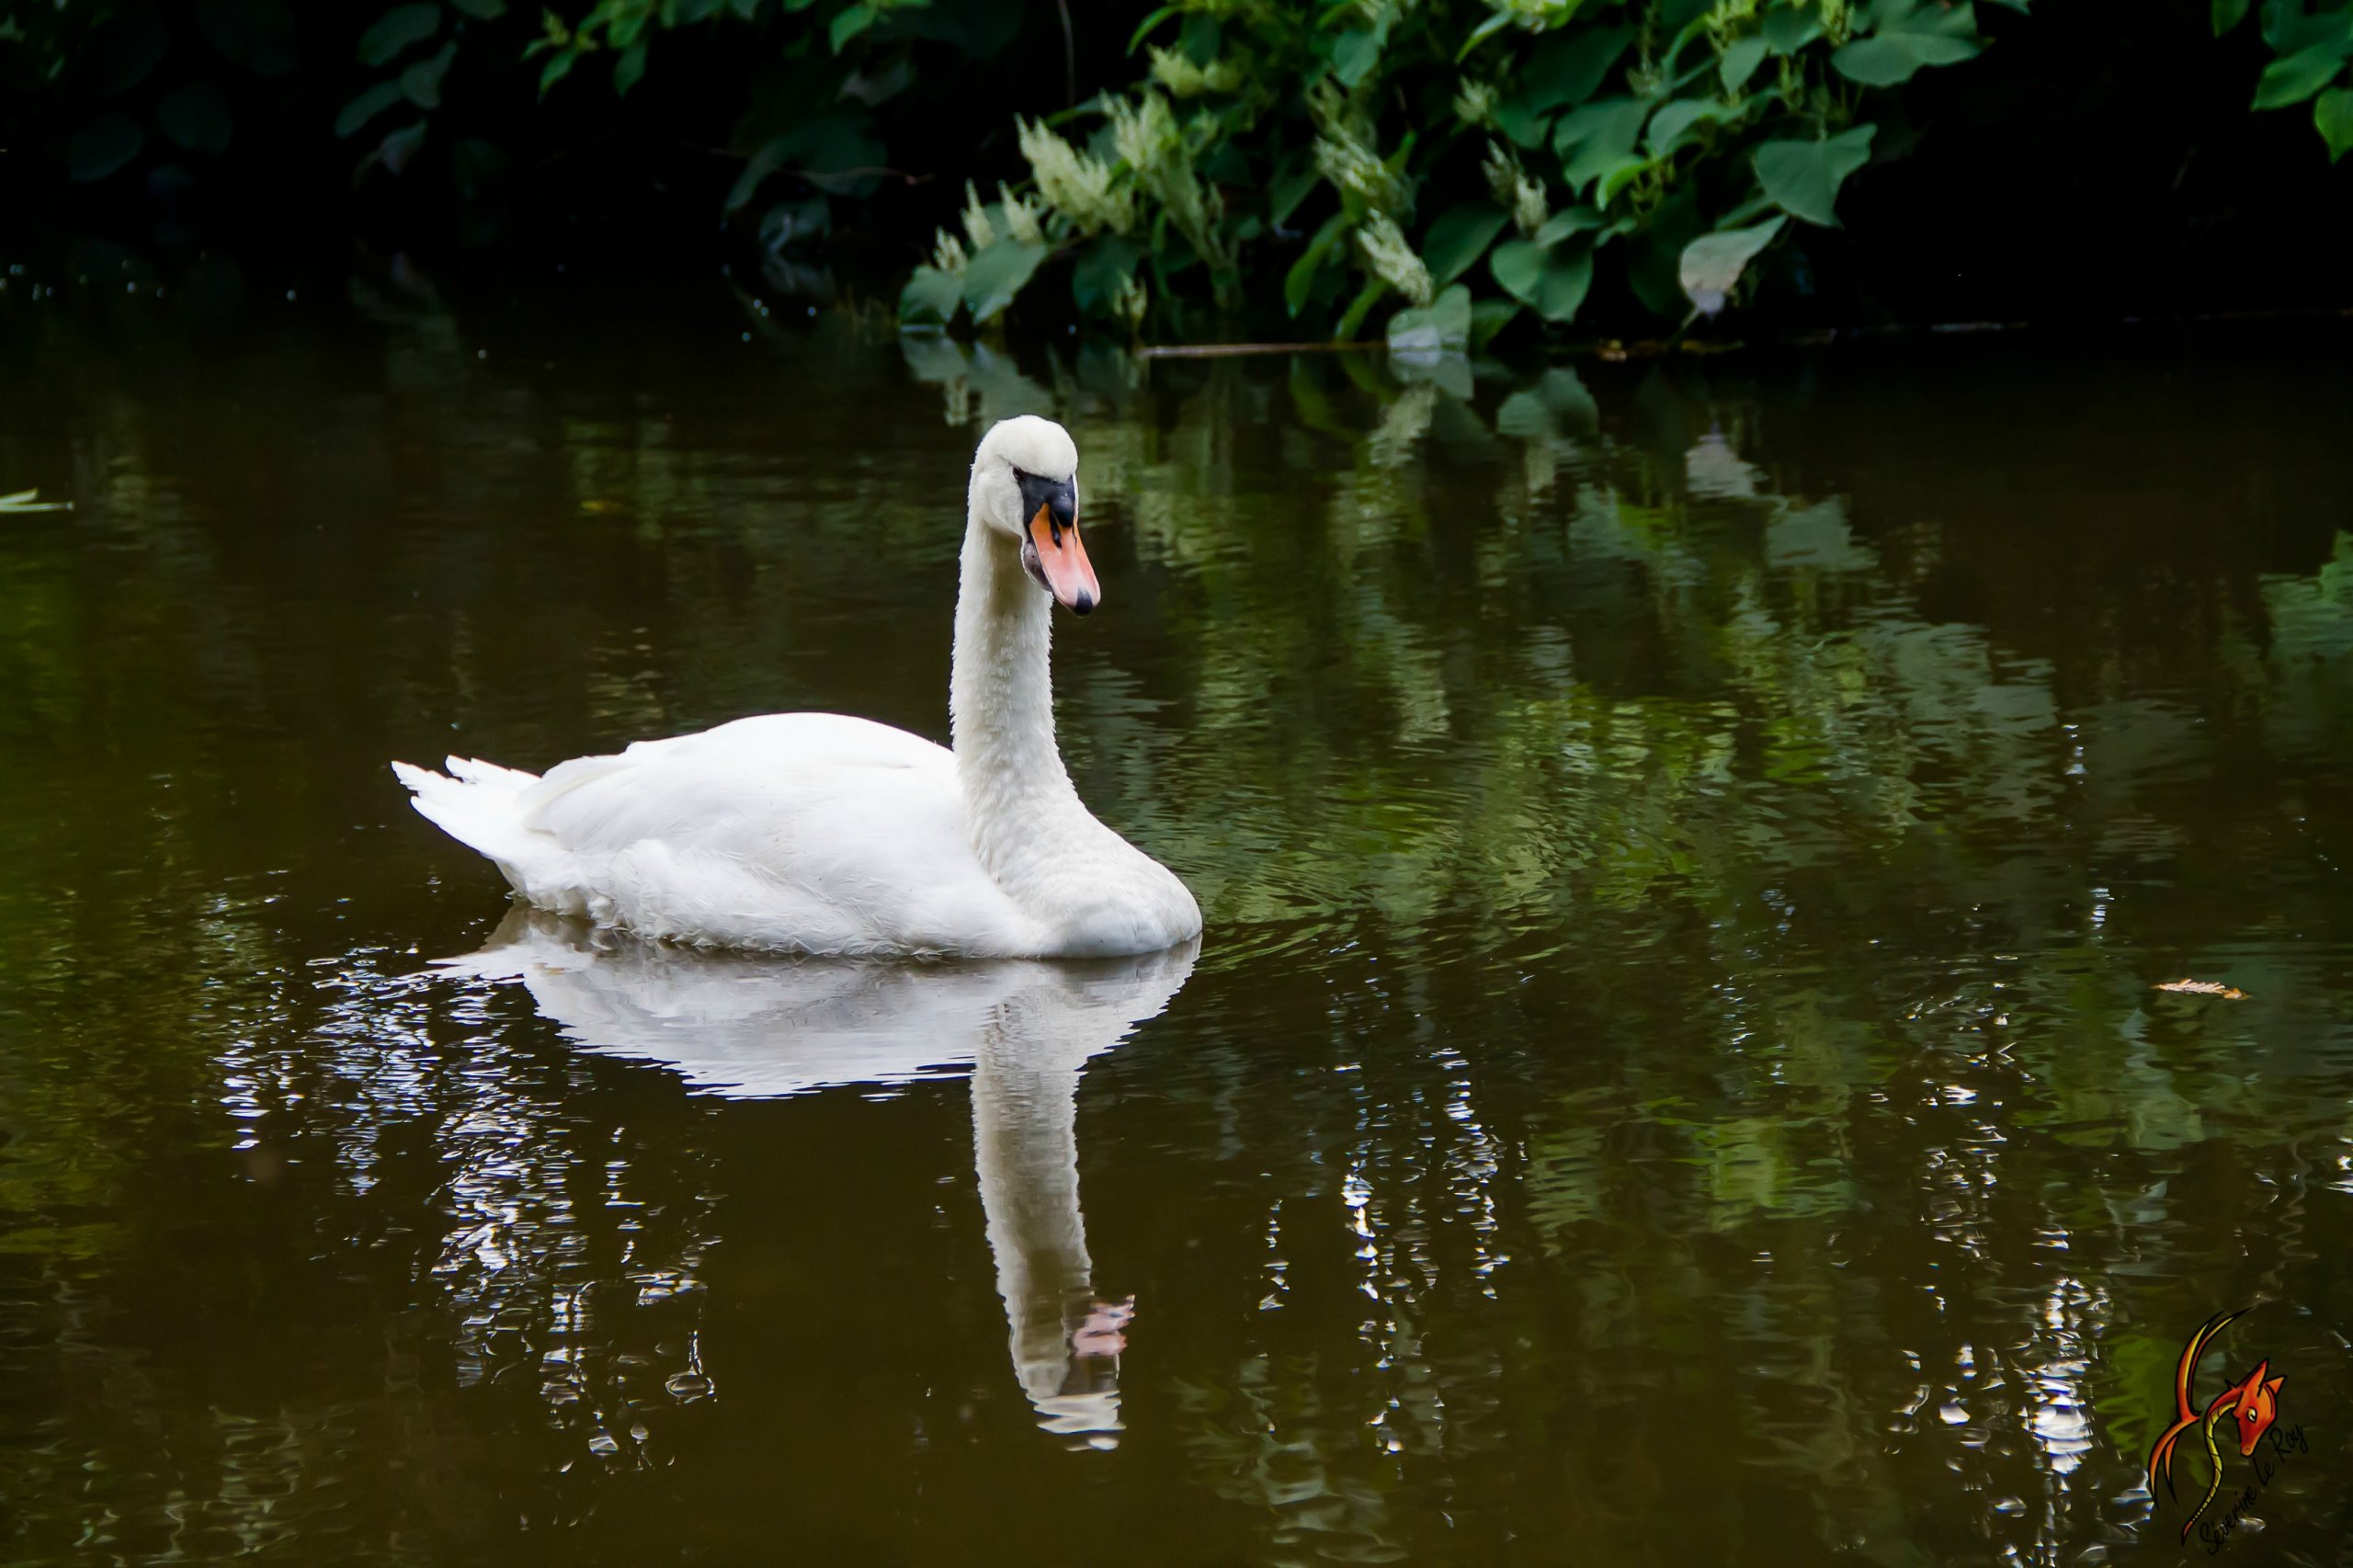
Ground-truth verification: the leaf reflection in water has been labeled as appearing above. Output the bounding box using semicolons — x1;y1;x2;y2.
445;908;1197;1449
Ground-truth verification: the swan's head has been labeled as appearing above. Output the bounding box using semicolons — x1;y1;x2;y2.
972;415;1098;616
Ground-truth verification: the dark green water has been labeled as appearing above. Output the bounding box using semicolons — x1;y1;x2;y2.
5;291;2353;1565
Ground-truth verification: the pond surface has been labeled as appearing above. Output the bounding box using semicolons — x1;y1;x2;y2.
4;286;2353;1565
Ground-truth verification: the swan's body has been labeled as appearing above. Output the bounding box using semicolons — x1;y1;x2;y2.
394;417;1200;959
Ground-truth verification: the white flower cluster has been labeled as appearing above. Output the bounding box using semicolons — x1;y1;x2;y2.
1480;0;1582;25
1483;141;1548;236
1148;45;1242;97
1355;214;1433;307
1017;119;1135;236
931;230;969;278
1110;91;1181;179
961;182;995;251
996;184;1044;244
1454;77;1498;126
1309;83;1406;215
1110;92;1233;270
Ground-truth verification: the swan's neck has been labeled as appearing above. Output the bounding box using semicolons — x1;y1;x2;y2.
950;509;1087;877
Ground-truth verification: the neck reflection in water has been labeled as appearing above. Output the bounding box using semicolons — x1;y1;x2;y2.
444;908;1197;1448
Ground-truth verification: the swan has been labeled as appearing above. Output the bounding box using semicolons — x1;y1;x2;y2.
439;907;1198;1442
392;415;1201;959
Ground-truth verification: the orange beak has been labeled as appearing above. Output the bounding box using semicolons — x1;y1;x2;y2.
1026;503;1099;615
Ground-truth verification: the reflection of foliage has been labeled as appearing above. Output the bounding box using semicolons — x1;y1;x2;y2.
8;310;2353;1559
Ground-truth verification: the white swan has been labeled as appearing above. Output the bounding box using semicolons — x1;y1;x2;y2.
393;415;1201;959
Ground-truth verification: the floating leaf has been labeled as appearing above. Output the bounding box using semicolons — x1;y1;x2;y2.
897;264;963;330
2252;41;2349;109
358;5;441;67
961;239;1048;324
1386;283;1472;353
1679;215;1787;315
2154;978;2250;1000
157;80;234;155
1421;203;1510;287
65;113;144;183
2318;86;2353;159
1754;124;1876;226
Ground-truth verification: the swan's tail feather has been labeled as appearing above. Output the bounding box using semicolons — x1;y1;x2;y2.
392;756;557;899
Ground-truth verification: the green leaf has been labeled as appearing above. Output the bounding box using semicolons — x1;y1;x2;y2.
1522;25;1635;111
2213;0;2251;32
337;80;406;137
538;51;577;98
829;4;876;52
614;39;648;96
1332;28;1381;86
450;0;505;17
196;0;299;75
1072;237;1144;315
1468;297;1520;353
2317;85;2353;158
374;119;427;176
1490;238;1594;323
401;42;455;108
1127;6;1181;52
898;265;963;331
358;4;441;67
1285;212;1349;317
1647;96;1745;155
1334;278;1387;340
1720;36;1768;92
1833;33;1979;85
1553;97;1652;192
1386;283;1472;353
1754;124;1875;226
1456;10;1515;61
64;112;143;183
1832;0;1982;86
1534;208;1606;247
1491;92;1553;149
1421;203;1511;287
961;239;1048;324
1679;214;1786;315
157;80;234;154
1758;7;1823;53
2253;42;2349;109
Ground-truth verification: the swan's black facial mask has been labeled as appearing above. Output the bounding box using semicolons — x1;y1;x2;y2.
1013;468;1097;614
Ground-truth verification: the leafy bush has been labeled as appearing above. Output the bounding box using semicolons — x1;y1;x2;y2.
904;0;2029;342
2225;0;2353;160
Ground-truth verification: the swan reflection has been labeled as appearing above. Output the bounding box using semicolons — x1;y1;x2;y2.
446;908;1197;1446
